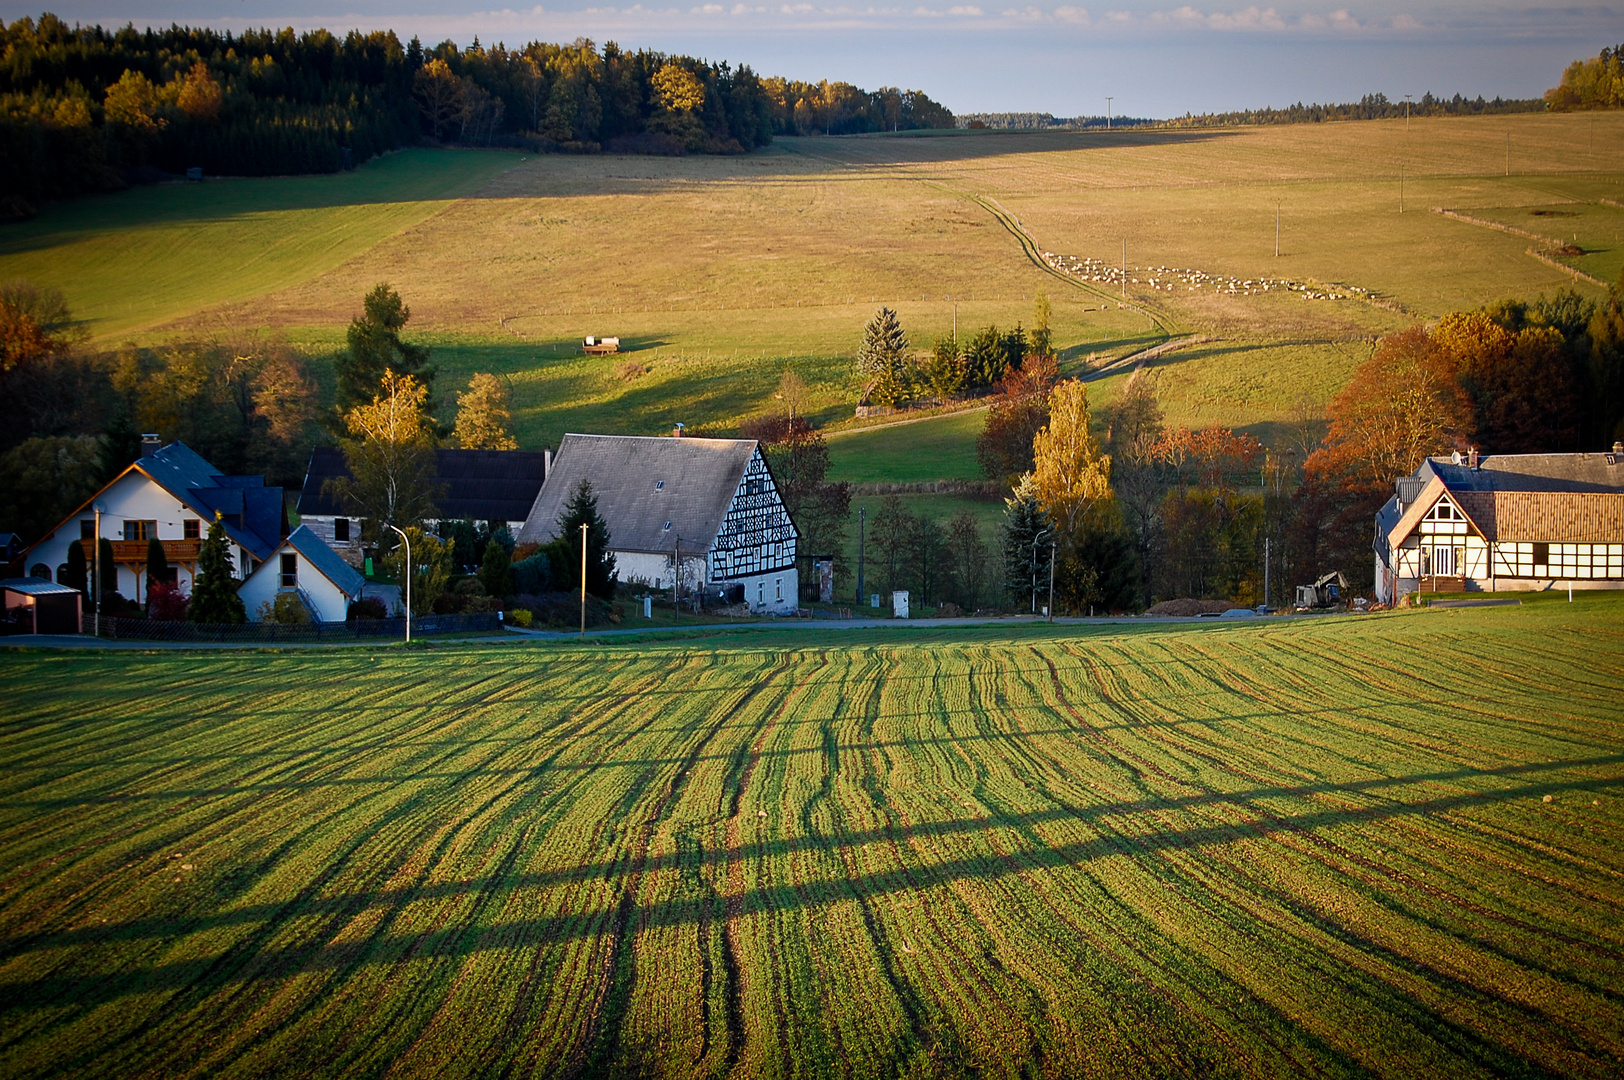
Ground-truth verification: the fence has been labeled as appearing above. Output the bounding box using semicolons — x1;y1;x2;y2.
81;612;502;643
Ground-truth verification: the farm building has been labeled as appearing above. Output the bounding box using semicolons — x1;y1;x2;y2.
1374;448;1624;603
239;525;373;623
21;439;287;601
1;578;83;635
516;434;800;613
296;447;551;559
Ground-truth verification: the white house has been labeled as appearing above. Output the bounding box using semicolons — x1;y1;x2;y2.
516;434;801;613
239;525;370;622
297;446;551;560
1374;448;1624;603
23;439;286;600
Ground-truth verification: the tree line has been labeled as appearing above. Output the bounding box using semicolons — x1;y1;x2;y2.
0;13;952;215
1545;43;1624;110
1162;91;1541;130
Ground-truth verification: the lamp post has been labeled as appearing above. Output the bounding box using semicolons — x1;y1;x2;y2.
92;500;105;636
385;523;411;644
1048;537;1057;623
1031;529;1051;615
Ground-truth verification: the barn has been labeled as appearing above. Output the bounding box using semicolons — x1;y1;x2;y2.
516;434;800;613
1374;448;1624;603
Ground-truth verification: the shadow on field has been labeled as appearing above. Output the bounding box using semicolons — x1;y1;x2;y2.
3;750;1617;1013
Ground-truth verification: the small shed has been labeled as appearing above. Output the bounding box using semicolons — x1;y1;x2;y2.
2;578;83;635
583;336;620;355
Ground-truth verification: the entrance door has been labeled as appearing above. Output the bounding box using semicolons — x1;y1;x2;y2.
1430;545;1456;576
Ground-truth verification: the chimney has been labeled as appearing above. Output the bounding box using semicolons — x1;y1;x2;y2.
1614;441;1623;455
543;446;552;481
141;433;162;458
672;422;686;438
1468;446;1479;470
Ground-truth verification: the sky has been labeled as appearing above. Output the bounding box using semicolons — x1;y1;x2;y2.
5;2;1620;115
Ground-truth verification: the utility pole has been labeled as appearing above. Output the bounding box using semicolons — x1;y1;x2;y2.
1400;164;1404;214
1403;93;1411;132
1106;97;1113;129
580;522;589;635
1264;536;1270;612
92;501;104;636
856;506;866;605
1506;132;1510;176
952;303;957;348
671;535;681;624
1047;538;1056;623
1275;201;1280;257
1121;239;1127;297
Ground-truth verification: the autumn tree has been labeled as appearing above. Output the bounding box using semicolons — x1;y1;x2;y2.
1031;380;1111;540
943;511;991;611
977;352;1057;484
1431;310;1580;453
1591;270;1624;445
175;62;222;123
1102;374;1165;608
856;307;911;407
0;434;105;545
454;372;519;449
414;58;465;139
1;280;81;377
329;370;443;545
1030;292;1054;360
1305;326;1472;490
337;284;435;415
383;526;454;616
870;494;911;595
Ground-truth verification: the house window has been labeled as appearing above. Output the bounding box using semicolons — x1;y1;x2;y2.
280;552;298;588
183;519;200;540
775;578;782;600
123;520;156;541
334;518;350;543
1532;542;1550;566
30;563;51;582
757;581;764;606
80;520;94;541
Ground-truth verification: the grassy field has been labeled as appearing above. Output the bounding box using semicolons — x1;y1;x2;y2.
1;600;1621;1078
3;113;1622;499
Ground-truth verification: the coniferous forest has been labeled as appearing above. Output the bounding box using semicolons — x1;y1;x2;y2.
0;13;955;216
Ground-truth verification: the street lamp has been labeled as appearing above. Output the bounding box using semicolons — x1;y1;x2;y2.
385;523;411;644
1031;529;1051;615
92;500;106;636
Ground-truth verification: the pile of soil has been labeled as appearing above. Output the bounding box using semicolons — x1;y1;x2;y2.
1145;599;1243;617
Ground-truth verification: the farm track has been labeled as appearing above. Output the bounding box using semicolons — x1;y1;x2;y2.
0;607;1621;1078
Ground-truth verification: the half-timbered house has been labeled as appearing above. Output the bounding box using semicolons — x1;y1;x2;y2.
1374;447;1624;603
516;434;800;613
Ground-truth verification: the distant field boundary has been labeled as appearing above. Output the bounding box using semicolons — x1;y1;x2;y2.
1433;207;1610;287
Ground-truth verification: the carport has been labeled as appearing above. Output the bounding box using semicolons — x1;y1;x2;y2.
2;579;83;635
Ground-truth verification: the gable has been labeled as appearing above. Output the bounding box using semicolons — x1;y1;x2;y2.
715;449;798;553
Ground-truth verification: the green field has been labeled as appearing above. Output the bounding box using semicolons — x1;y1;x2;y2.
5;113;1622;480
2;600;1621;1077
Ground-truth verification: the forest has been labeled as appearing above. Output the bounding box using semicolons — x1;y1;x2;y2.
0;13;953;215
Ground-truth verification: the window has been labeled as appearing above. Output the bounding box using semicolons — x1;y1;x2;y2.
280;552;298;589
757;581;764;606
183;519;200;540
775;578;782;600
123;520;156;541
333;518;350;543
80;520;94;540
30;563;51;582
1532;542;1550;566
655;480;665;490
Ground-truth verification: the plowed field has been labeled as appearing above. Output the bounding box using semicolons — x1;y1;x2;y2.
2;600;1621;1078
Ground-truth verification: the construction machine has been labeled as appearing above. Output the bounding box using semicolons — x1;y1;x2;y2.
1295;571;1348;610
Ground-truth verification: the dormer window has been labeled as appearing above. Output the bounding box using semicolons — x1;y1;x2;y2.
655;480;665;490
663;521;673;531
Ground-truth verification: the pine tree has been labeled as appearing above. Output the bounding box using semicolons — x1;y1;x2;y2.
554;480;618;600
1001;473;1051;610
335;284;435;413
188;512;246;624
856;307;911;407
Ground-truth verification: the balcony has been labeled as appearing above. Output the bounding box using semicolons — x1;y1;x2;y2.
79;540;205;565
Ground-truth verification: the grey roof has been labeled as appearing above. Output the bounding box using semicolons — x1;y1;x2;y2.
1373;495;1401;565
518;435;758;553
297;446;550;522
1;577;82;596
1422;453;1624;495
282;526;367;598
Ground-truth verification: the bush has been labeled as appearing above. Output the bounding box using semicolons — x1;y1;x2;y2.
258;592;312;624
146;581;189;621
512;551;551;594
509;608;533;627
347;597;387;621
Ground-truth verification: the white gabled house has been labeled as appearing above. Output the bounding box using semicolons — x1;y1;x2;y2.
22;439;286;600
1374;448;1624;603
516;434;800;613
239;525;372;623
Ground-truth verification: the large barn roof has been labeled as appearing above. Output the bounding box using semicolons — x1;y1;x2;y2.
1423;453;1624;494
297;446;550;523
517;435;759;554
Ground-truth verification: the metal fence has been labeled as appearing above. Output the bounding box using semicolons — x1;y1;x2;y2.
81;612;502;643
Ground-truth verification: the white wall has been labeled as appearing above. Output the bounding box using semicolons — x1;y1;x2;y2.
239;547;354;622
615;549;797;613
23;470;257;598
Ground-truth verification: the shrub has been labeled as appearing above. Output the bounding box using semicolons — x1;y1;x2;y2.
509;608;533;627
146;581;189;621
347;597;387;621
259;592;312;624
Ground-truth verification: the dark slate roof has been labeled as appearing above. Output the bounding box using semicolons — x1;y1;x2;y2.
517;435;757;553
1423;453;1624;495
137;443;284;561
282;526;367;598
297;446;550;523
1373;495;1401;565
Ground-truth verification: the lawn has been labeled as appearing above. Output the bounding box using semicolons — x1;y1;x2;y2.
1;600;1621;1078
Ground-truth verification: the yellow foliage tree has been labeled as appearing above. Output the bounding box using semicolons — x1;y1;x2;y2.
1031;379;1113;539
329;370;443;543
175;61;222;123
104;70;165;133
653;63;706;113
453;372;519;450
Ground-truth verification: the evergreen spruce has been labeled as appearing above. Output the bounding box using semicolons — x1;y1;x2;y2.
554;480;618;599
335;284;435;414
479;538;513;598
1001;474;1051;609
856;307;911;406
187;513;246;624
62;539;87;596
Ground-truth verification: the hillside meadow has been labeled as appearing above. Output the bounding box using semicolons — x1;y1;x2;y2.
1;598;1621;1077
2;111;1621;485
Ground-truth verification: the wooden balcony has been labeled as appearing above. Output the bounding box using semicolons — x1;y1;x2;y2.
103;539;203;565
